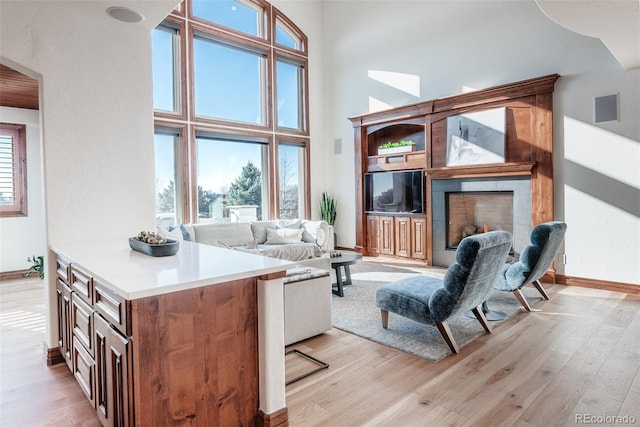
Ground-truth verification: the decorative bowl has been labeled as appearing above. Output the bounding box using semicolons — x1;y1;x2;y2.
129;237;179;257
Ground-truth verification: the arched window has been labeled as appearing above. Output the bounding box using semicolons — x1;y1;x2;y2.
152;0;309;226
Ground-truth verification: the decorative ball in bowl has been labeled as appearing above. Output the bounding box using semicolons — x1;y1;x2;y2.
129;231;179;257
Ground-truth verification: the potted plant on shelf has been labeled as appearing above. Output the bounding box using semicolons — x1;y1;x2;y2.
378;139;416;156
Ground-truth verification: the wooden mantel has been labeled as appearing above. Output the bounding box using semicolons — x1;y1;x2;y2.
350;74;560;265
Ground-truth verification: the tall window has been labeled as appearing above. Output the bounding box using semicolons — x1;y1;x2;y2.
193;35;266;124
196;135;269;222
152;0;310;224
154;130;183;228
278;142;307;219
0;123;27;217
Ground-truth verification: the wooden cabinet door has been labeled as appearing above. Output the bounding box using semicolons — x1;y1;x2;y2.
95;313;133;427
395;217;411;258
72;293;94;357
411;217;427;260
379;216;395;255
367;215;379;254
56;279;73;371
72;336;95;406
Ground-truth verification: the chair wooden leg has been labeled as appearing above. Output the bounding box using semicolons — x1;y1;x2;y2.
471;306;492;334
514;288;532;311
436;322;459;354
533;279;550;300
380;309;389;329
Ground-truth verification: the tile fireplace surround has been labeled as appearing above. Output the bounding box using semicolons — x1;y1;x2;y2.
432;176;532;267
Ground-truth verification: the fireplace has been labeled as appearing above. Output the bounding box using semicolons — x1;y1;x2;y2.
432;177;532;267
446;191;514;249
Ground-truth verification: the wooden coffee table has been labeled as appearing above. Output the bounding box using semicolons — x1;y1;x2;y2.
330;251;363;297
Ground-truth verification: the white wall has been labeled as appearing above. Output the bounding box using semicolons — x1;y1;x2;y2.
0;107;46;272
0;0;178;347
319;1;640;284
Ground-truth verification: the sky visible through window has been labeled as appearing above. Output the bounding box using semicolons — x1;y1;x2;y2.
152;1;303;218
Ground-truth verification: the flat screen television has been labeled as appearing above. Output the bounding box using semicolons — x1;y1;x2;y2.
364;169;424;214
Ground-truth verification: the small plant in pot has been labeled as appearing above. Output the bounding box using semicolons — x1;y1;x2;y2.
321;192;337;246
378;139;416;155
26;255;45;279
320;192;336;226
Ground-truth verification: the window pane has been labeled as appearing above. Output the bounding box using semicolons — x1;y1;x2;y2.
194;37;265;125
154;133;182;228
196;137;268;223
275;21;300;50
276;60;302;130
152;26;178;112
192;0;262;37
279;143;305;219
0;133;16;204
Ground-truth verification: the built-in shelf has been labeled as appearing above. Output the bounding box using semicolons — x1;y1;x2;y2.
351;74;559;265
367;150;426;172
427;162;536;179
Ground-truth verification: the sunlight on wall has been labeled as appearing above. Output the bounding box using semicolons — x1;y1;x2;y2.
562;116;640;284
368;96;393;113
564;116;639;188
368;70;420;97
462;85;478;93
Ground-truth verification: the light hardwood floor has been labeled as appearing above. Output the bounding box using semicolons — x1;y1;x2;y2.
2;273;639;426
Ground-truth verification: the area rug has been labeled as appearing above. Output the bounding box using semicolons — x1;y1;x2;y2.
331;261;540;363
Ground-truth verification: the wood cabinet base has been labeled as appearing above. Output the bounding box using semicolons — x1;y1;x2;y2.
256;407;289;427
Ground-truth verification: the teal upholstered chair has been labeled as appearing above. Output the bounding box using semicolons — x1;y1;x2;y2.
494;221;567;311
375;231;512;354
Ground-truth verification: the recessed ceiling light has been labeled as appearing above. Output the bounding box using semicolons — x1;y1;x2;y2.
107;6;144;23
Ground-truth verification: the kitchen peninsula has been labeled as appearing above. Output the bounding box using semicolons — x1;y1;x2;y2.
50;239;293;427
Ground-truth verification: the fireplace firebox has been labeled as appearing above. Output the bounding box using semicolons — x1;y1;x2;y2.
446;191;514;249
432;176;532;267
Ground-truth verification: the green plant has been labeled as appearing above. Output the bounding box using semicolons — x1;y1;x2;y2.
26;255;45;279
379;139;415;149
320;192;336;226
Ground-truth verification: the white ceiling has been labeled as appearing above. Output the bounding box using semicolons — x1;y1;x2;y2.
536;0;640;69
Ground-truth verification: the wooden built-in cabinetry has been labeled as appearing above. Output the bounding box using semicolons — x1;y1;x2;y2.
350;74;559;265
53;251;263;426
366;215;427;260
56;254;132;427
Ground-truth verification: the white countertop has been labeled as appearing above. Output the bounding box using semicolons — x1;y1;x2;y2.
51;239;294;300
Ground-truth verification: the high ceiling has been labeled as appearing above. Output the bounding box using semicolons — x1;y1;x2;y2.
536;0;640;70
0;0;638;112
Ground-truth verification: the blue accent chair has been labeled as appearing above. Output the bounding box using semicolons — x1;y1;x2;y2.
494;221;567;311
375;231;513;354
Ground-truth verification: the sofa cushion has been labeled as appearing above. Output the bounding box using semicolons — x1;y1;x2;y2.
191;222;255;247
277;219;302;229
300;220;324;244
257;242;320;261
251;221;278;244
265;228;304;245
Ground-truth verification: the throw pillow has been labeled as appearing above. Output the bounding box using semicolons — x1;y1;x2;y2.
265;228;304;245
251;221;277;244
157;224;184;241
300;220;323;243
179;224;193;241
277;219;301;230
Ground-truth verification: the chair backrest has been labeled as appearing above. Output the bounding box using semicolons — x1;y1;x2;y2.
429;230;512;322
519;221;567;285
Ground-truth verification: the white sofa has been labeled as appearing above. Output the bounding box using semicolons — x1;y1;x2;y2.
164;219;334;345
177;219;333;271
